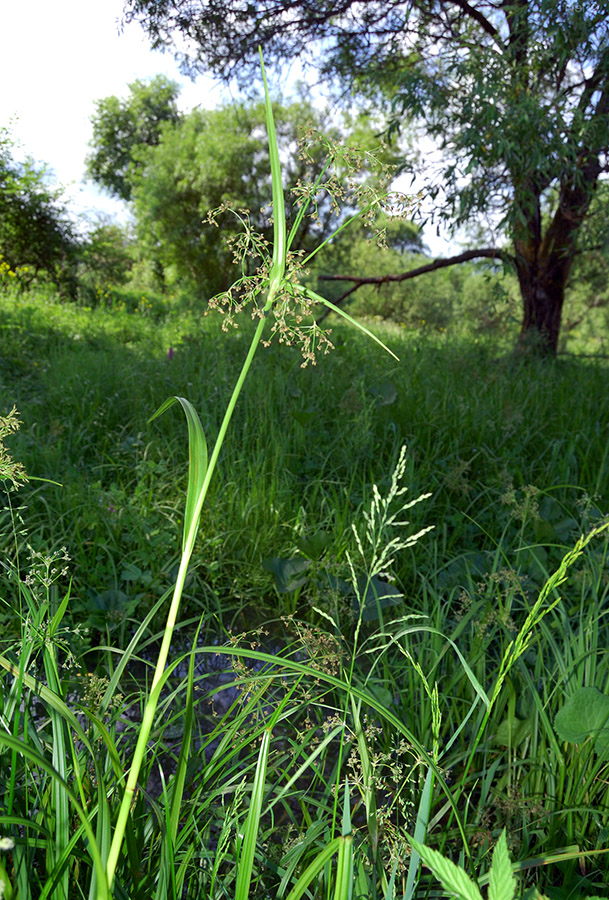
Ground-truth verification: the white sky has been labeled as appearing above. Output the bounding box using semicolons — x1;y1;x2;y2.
0;0;454;254
0;0;227;223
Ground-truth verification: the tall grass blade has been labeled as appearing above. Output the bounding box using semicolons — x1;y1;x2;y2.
148;396;208;553
404;766;434;900
283;838;343;900
334;781;353;900
295;284;399;361
0;732;109;899
154;620;201;900
235;727;272;900
383;858;399;900
259;48;286;291
350;698;378;861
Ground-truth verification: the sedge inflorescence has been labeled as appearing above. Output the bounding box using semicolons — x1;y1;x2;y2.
205;126;413;367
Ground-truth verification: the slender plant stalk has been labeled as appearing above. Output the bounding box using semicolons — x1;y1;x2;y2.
105;45;406;892
105;51;286;889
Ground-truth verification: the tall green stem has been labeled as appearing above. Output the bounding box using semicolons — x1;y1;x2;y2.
105;302;274;889
106;52;286;888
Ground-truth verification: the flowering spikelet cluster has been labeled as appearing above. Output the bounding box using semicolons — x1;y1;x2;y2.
294;125;411;246
204;127;413;366
0;406;28;489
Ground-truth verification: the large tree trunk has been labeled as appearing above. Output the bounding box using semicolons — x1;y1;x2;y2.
513;149;602;357
514;251;570;357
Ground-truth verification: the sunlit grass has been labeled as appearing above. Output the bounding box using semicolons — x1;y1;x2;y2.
1;56;609;899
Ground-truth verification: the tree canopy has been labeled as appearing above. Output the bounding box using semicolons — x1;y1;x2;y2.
87;79;400;296
123;0;609;354
0;128;76;293
86;75;181;201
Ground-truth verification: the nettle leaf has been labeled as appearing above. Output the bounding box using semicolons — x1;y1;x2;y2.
488;830;516;900
262;556;310;593
555;687;609;758
409;837;483;900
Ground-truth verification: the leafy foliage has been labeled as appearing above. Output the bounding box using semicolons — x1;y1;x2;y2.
77;219;134;302
555;687;609;758
122;0;609;354
115;95;401;295
0;127;77;294
86;74;181;201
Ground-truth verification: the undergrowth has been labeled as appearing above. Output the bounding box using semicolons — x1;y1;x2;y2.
0;56;609;900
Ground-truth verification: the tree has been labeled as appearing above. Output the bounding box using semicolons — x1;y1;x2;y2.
123;0;609;355
86;75;180;201
0;128;77;294
95;93;399;296
77;219;134;301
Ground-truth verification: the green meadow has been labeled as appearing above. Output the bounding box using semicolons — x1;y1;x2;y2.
2;58;609;900
1;277;608;899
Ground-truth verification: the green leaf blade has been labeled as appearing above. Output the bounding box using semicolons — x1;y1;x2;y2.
296;284;399;361
259;49;286;294
555;686;609;758
148;396;208;552
235;728;272;900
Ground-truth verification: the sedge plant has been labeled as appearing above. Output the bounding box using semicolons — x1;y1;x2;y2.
0;50;408;900
0;51;406;900
103;50;405;893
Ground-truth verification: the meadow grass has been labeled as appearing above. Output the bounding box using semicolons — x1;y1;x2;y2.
2;285;609;897
1;68;609;899
2;295;607;630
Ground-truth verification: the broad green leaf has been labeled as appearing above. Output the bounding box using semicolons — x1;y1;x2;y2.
291;408;317;427
296;530;332;560
263;555;310;592
408;837;483;900
493;716;532;748
149;396;208;553
488;830;517;900
555;686;609;758
369;379;398;407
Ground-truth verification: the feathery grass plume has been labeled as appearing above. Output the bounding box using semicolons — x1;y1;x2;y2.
0;407;27;489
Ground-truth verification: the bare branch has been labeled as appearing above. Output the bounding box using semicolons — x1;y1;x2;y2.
320;247;508;286
447;0;501;43
316;248;509;321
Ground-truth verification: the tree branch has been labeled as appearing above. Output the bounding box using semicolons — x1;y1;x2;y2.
447;0;501;43
316;248;509;321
